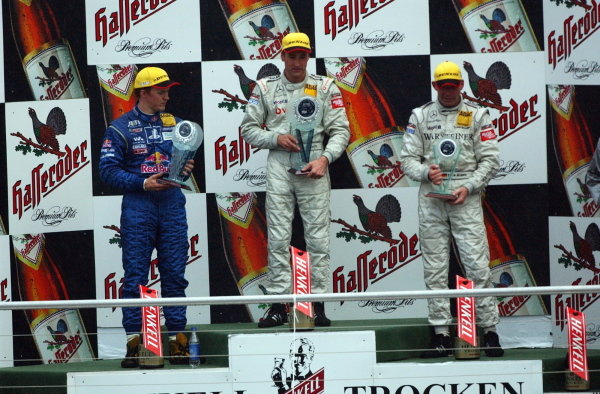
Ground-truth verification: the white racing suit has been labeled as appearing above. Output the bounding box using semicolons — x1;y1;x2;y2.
399;98;500;328
240;73;350;294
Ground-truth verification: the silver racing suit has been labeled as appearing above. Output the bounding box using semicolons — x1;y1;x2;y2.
399;98;500;328
241;73;350;295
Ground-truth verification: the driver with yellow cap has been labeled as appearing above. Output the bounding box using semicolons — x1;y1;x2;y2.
399;61;503;358
240;32;350;328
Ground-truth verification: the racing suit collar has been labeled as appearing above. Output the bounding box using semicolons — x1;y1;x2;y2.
282;73;308;91
132;104;161;123
436;97;463;115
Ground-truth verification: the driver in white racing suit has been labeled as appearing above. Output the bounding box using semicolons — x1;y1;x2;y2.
240;32;350;328
399;61;503;358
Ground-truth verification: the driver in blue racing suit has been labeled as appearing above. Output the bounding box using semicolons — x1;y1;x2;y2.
99;66;195;368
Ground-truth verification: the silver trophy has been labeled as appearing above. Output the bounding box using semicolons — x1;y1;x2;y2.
286;94;323;175
426;138;461;200
158;120;203;190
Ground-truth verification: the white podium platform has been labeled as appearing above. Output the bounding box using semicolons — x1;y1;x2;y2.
67;330;543;394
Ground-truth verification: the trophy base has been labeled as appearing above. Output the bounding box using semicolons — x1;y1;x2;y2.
288;168;309;176
453;337;480;360
289;308;315;331
564;370;590;391
426;192;457;200
138;344;164;369
156;178;191;190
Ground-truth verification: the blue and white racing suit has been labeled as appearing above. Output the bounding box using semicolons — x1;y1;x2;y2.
99;106;189;335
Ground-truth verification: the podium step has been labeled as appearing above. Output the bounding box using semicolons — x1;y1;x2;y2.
1;319;598;393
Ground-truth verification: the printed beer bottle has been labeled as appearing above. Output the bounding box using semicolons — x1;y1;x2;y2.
324;57;412;188
9;0;85;100
451;0;539;53
218;0;299;60
483;197;547;316
216;192;269;321
549;85;599;217
12;233;95;364
96;65;138;127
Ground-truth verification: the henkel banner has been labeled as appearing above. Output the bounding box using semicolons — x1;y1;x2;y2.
567;307;588;380
550;216;600;349
329;188;427;320
291;246;312;318
93;194;210;329
315;0;430;57
0;235;13;368
6;99;93;234
140;285;162;357
544;0;600;85
430;52;547;185
456;276;477;347
202;59;316;193
85;0;202;64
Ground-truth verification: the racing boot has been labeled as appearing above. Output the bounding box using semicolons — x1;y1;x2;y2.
121;334;141;368
483;331;504;357
168;332;190;365
314;302;331;327
258;303;288;328
420;333;453;358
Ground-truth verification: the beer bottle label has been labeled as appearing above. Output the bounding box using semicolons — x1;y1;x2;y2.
13;234;44;270
228;1;297;60
238;268;270;321
489;254;548;316
23;39;85;101
459;0;539;53
216;193;256;229
548;85;574;120
97;64;136;101
347;128;412;188
325;57;366;94
564;163;600;217
32;308;94;364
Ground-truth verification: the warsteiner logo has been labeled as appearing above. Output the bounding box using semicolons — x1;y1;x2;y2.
95;0;178;47
270;338;325;394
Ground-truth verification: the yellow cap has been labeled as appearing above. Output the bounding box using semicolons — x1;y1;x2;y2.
433;61;463;82
134;67;180;89
282;32;311;53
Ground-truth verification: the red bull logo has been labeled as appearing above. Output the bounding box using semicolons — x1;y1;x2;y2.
141;152;170;173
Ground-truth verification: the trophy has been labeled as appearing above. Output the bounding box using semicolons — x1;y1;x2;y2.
286;94;322;175
426;138;461;200
158;120;203;190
